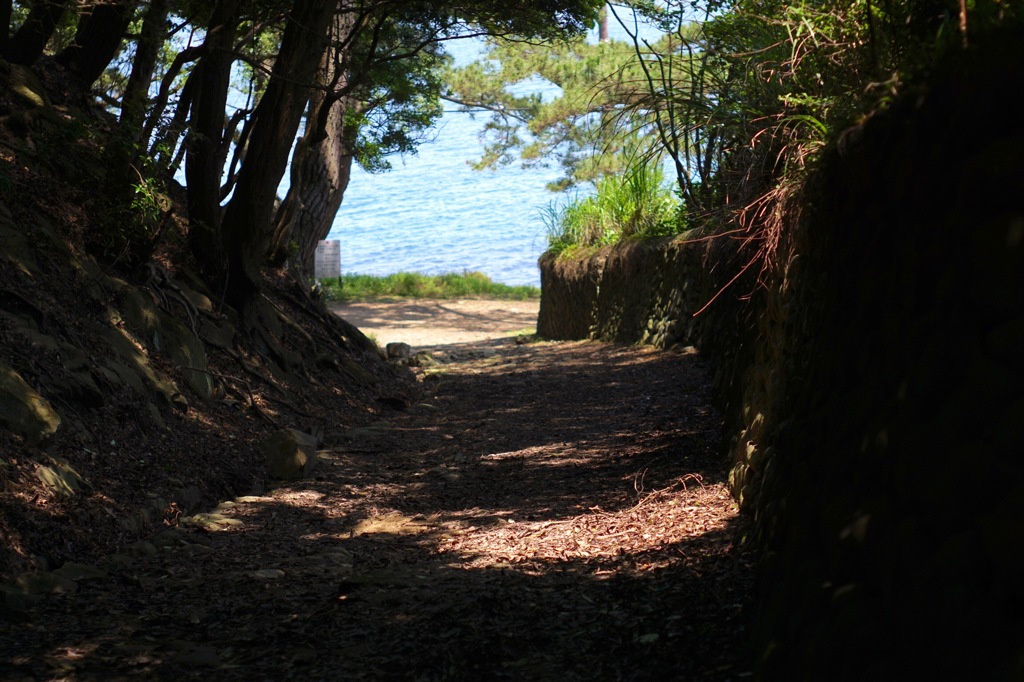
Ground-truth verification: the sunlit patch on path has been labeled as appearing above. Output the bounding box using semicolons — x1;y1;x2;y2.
440;477;737;568
1;337;753;680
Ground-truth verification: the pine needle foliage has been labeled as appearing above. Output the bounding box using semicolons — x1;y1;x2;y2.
449;0;1022;278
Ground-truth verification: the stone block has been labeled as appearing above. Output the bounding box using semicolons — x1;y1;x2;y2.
0;362;60;444
263;428;319;480
386;342;412;359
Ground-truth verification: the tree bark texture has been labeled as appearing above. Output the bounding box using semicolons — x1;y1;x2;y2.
120;0;168;136
2;0;70;65
143;43;203;165
184;0;241;274
151;65;195;174
56;0;134;88
219;0;336;317
271;11;357;280
0;0;12;51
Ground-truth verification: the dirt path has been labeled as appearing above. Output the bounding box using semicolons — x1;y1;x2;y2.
1;305;753;680
331;298;540;347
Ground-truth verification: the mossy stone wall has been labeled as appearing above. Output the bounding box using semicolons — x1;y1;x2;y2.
538;29;1024;680
538;237;708;347
537;235;759;433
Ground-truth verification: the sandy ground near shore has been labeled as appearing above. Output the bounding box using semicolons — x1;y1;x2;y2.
330;298;540;348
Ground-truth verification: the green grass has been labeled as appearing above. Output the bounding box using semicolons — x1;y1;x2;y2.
319;271;540;302
542;161;682;256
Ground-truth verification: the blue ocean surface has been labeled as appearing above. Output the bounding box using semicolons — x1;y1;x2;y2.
328;106;563;288
328;37;568;288
326;16;667;288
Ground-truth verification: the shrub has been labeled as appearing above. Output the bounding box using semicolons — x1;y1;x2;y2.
543;161;680;255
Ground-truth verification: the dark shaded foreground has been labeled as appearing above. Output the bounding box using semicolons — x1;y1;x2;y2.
1;339;753;680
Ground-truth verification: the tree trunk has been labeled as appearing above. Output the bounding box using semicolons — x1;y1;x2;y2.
55;0;134;88
0;0;12;52
120;0;167;132
599;4;609;42
105;0;165;192
151;66;195;173
2;0;70;65
218;0;336;321
271;11;357;280
143;42;203;164
273;126;356;279
183;0;241;275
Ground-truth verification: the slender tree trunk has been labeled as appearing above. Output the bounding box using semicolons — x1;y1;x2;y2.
102;0;167;204
121;0;168;131
184;0;241;274
271;11;357;279
219;0;335;320
151;68;195;172
599;4;609;42
220;111;255;200
0;0;13;53
143;43;204;161
2;0;70;65
56;0;134;88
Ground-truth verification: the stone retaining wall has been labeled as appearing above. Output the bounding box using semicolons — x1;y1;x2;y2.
538;29;1024;680
537;232;760;436
538;236;710;347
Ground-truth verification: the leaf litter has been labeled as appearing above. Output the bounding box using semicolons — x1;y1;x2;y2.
0;337;754;680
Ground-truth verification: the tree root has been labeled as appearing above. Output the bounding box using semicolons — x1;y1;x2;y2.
276;286;379;356
183;365;279;428
144;262;199;332
222;347;316;423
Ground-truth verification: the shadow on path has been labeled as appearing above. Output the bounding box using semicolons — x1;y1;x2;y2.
0;338;754;681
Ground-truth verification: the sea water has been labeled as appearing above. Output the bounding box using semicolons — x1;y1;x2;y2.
327;52;563;288
326;16;666;288
327;103;563;288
